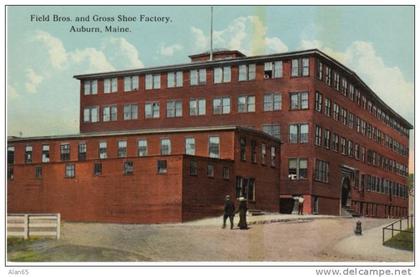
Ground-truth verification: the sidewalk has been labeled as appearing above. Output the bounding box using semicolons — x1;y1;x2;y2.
332;223;414;262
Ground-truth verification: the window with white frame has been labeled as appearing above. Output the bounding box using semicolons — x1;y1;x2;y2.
325;66;332;86
208;136;220;158
78;143;87;161
167;71;183;88
145;74;161;89
239;64;256;81
238;95;255;113
261;144;266;165
317;60;323;80
288;158;308;180
25;145;32;163
185;137;196;155
190;69;206;85
42;145;50;163
123;104;138;120
137;139;148;157
263;93;282;111
315;91;323;112
270;146;276;167
145;102;160;118
290;92;308;110
323;129;330;149
289;123;308;144
213;97;231;114
189;98;206;116
315;125;322;146
324;98;331;117
264;61;282;79
99;142;107;159
262;124;281;139
166;100;183;118
124;76;139;92
103;105;117;122
60;144;70;161
83;106;99;123
118;140;127;158
214;66;231;83
160;138;171;155
333;71;340;90
84;80;97;95
104;78;117;93
65;164;75;178
291;58;309;77
315;160;329;183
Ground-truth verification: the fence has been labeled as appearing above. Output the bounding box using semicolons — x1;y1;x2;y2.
382;215;414;244
7;213;60;240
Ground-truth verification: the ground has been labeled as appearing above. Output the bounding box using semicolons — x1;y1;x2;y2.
7;215;414;262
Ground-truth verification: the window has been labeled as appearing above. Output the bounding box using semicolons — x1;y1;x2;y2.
214;66;231;83
137;139;148;156
160;139;171;155
118;141;127;158
35;166;42;178
145;74;160;90
60;144;70;161
264;93;282;111
145;102;160;118
354;144;360;160
208;136;220;158
189;98;206;116
185;138;195;155
271;146;276;167
99;142;107;159
291;58;309;77
213;97;231;114
317;60;323;80
78;143;87;161
123;104;138;120
92;163;102;176
340;137;347;155
238;95;255;113
167;71;183;88
290;92;308;110
41;145;50;163
262;124;281;139
348;84;354;100
207;164;214;177
315;91;323;112
8;146;15;164
124;76;139;91
341;78;348;95
261;144;266;165
325;66;332;86
289;123;308;144
190;160;198;176
103;105;117;122
240;137;246;161
323;129;330;149
324;98;331;117
65;164;75;178
223;167;230;180
315;160;329;183
315;125;322;146
157;160;167;174
264;61;282;78
235;177;255;201
239;64;256;81
251;140;257;163
7;167;13;180
348;140;353;157
333;103;340;121
84;80;97;95
361;146;366;162
166;100;183;118
190;69;206;85
83;106;99;123
348;112;354;129
341;108;347;125
332;133;339;152
104;78;117;93
124;161;134;175
288;158;307;180
333;71;340;90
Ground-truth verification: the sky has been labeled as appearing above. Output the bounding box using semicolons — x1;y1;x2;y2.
6;5;414;171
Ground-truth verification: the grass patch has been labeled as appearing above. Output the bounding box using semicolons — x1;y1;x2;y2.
383;228;414;251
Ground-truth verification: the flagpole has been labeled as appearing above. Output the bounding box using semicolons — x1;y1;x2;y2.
210;6;213;61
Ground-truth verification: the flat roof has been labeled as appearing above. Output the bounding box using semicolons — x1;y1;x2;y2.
7;125;282;144
73;48;413;129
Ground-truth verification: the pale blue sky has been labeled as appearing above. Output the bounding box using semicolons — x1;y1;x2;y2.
7;6;414;170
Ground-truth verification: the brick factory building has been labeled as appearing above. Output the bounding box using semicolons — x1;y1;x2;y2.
7;48;412;222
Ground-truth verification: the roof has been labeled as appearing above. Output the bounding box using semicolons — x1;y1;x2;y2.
7;125;282;144
73;48;413;129
188;49;246;59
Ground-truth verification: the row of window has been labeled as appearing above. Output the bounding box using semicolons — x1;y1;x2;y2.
317;59;409;137
287;157;330;183
314;125;409;177
83;58;310;95
239;137;277;167
315;91;409;157
360;174;409;199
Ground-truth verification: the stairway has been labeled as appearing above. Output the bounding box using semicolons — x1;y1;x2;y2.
341;206;361;217
248;209;265;216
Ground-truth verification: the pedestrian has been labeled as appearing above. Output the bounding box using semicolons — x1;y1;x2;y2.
298;195;304;215
222;195;235;229
237;197;248;230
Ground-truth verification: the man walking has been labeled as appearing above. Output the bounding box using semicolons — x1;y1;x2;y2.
222;195;235;229
298;195;304;215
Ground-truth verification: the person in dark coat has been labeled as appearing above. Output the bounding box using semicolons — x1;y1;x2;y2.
237;197;248;230
222;195;235;229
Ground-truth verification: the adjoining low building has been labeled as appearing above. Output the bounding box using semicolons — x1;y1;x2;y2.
7;126;281;223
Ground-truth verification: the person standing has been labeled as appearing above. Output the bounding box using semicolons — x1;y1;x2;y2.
222;195;235;229
237;197;248;230
298;195;305;215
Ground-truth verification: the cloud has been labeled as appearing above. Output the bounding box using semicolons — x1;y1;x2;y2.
68;48;115;73
101;37;144;69
159;43;183;57
8;84;19;99
34;30;67;69
191;16;288;55
24;68;44;93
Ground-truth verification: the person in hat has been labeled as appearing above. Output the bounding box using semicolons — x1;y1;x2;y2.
222;195;235;229
237;197;248;230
